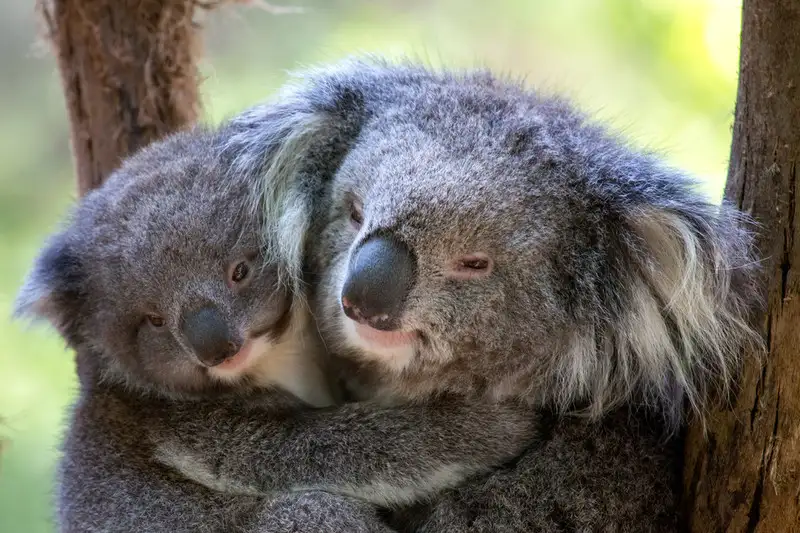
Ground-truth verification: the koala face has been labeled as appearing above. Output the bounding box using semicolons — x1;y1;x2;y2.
17;129;297;396
289;59;760;422
314;119;571;389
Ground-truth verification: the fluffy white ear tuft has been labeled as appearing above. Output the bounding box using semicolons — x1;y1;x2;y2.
259;112;331;291
219;90;350;296
556;202;763;431
621;205;763;426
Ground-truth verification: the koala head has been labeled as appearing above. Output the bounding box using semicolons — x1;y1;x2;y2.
225;57;763;426
15;128;302;397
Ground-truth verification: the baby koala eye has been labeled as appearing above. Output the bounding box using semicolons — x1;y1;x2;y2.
446;253;494;281
147;314;166;328
348;197;364;229
230;260;251;284
228;259;251;286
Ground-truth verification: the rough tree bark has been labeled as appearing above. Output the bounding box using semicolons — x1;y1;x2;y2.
37;0;205;195
683;1;800;531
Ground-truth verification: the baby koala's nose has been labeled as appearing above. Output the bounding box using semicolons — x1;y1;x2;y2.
341;235;416;331
181;306;241;366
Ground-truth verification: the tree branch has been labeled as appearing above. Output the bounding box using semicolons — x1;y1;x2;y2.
683;1;800;530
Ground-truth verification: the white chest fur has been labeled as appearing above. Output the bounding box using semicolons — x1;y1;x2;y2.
246;331;336;408
207;305;336;407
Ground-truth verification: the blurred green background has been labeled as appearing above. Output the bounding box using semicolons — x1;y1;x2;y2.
0;0;742;530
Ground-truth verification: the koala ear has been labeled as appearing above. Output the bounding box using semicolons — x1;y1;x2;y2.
14;231;88;340
218;68;367;289
610;199;763;426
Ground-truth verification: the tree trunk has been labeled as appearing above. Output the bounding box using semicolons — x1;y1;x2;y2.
37;0;204;195
682;1;800;531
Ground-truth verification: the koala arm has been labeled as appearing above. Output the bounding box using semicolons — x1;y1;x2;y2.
150;396;536;507
393;409;682;533
253;490;398;533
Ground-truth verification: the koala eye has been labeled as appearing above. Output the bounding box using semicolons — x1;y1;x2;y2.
348;197;364;229
446;253;494;280
147;314;166;328
230;260;251;284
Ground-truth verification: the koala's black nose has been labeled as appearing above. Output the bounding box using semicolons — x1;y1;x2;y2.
341;235;416;331
181;306;240;366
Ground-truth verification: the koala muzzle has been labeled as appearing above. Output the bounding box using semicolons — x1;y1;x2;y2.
182;306;241;366
341;235;416;331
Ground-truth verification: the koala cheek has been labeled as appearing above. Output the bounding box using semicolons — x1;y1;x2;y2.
316;258;348;325
413;286;496;341
315;226;354;272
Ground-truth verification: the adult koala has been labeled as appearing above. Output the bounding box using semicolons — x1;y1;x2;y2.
212;57;762;531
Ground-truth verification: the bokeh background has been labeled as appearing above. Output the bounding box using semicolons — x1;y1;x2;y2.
0;0;742;530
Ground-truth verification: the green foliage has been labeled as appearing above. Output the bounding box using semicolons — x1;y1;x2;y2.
0;0;742;530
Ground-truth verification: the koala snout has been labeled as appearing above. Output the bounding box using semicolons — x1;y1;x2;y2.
181;306;241;366
341;235;416;331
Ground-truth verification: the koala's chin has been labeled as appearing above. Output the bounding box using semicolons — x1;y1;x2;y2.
338;313;419;373
205;334;280;383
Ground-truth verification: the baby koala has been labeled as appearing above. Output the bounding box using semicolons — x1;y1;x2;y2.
16;124;537;533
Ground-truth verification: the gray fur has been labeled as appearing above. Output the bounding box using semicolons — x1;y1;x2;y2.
15;123;537;532
228;57;761;531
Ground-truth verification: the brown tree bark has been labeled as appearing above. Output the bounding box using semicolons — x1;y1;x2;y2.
37;0;205;195
683;1;800;531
